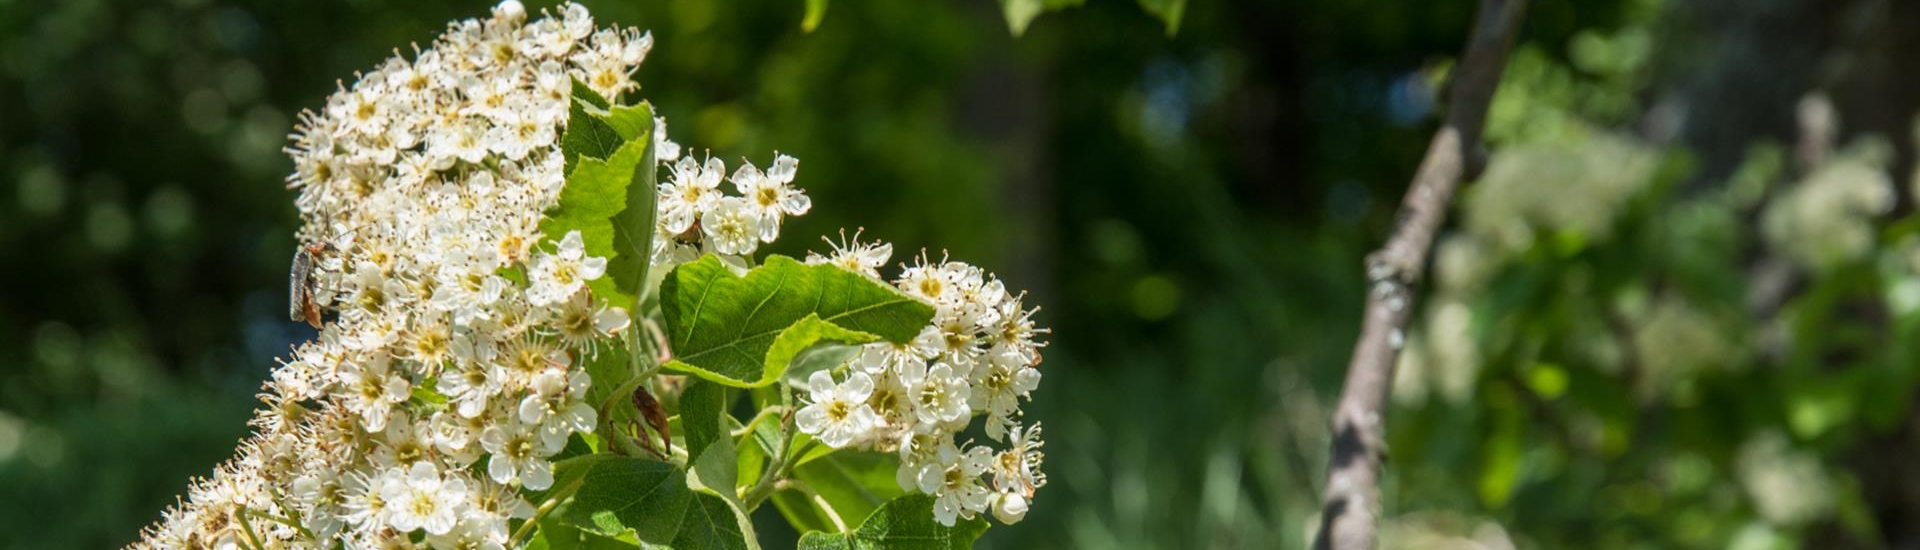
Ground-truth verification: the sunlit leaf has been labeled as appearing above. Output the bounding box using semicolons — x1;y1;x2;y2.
658;255;934;387
802;0;829;32
543;83;658;309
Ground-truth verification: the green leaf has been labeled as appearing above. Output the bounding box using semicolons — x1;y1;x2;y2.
553;433;599;462
681;380;740;502
583;344;635;408
603;103;656;141
562;81;621;172
736;410;785;488
773;450;907;535
659;255;935;387
549;455;688;541
998;0;1084;36
582;343;643;452
672;492;751;550
782;343;863;388
795;494;989;550
545;455;753;550
1135;0;1184;36
527;513;640;550
767;315;881;378
679;380;761;550
801;0;829;31
542;97;656;310
998;0;1175;37
410;378;448;409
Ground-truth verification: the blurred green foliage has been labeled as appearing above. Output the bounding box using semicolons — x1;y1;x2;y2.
5;0;1919;548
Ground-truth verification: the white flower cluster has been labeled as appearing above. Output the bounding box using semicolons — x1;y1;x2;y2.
136;0;1046;544
1762;139;1895;271
1737;431;1834;526
796;239;1051;527
653;152;811;264
1461;130;1658;257
135;4;666;548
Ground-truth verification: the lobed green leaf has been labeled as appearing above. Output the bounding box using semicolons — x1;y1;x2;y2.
658;255;935;387
544;81;657;310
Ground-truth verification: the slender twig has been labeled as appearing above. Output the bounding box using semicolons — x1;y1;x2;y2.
1312;2;1528;549
733;406;784;439
778;478;848;533
741;387;800;509
508;476;588;548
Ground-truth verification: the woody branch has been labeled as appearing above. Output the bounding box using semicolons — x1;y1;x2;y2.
1311;1;1528;549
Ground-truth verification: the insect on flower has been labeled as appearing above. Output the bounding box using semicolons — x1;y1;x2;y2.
289;242;329;328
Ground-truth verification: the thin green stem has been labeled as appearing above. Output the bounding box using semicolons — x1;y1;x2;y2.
732;406;783;439
784;439;820;471
741;387;799;510
244;507;315;541
262;488;316;540
507;475;587;548
597;325;665;457
233;507;267;550
778;479;848;533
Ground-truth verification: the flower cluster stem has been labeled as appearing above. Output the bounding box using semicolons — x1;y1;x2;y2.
508;475;588;548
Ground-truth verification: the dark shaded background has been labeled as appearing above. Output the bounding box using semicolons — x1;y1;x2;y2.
6;0;1920;548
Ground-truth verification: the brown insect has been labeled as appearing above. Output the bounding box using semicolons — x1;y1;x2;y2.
289;242;329;328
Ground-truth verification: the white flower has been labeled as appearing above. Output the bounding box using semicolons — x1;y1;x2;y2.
911;320;982;372
916;445;994;527
659;156;724;234
991;492;1028;524
807;229;893;279
654;116;681;162
896;427;957;492
853;341;924;376
500;335;569;382
796;371;881;448
435;270;510;327
970;351;1041;441
382;461;469;535
430;409;490;460
700;197;763;256
863;369;914;435
440;351;505;418
731;154;810;242
528;230;607;306
652;217;702;266
553;289;629;353
518;369;596;450
481;415;560;490
990;423;1047;498
492;0;526;23
290;471;348;540
336;352;410;432
427;515;509;550
371;413;437;469
902;361;971;426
